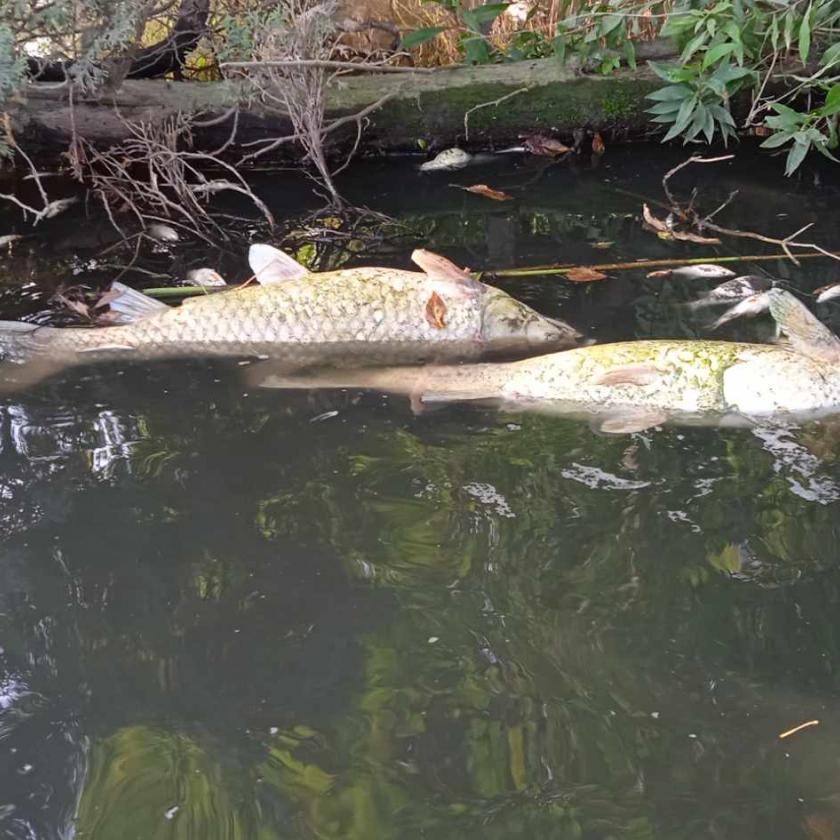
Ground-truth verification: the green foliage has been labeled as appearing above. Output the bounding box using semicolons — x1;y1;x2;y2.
641;0;840;170
404;0;512;64
645;60;753;145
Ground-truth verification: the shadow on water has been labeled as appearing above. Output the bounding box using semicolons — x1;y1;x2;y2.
1;147;840;838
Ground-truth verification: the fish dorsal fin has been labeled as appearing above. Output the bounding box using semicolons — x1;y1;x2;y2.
410;249;483;298
768;289;840;363
248;244;309;285
97;282;168;325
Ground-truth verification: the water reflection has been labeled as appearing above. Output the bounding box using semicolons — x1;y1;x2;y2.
1;149;840;838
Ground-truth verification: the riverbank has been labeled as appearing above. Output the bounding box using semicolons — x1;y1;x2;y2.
11;45;684;160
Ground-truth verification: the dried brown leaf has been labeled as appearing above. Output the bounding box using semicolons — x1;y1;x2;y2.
523;134;571;156
461;184;513;201
565;267;608;283
592;131;605;155
425;291;447;329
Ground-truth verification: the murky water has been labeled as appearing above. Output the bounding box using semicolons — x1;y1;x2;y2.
1;147;840;839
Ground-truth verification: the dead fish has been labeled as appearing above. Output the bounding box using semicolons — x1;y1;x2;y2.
648;264;737;281
815;283;840;304
147;223;180;243
711;292;771;330
40;197;78;219
0;235;24;249
185;268;226;287
0;245;579;389
256;291;840;435
687;275;774;310
419;148;472;172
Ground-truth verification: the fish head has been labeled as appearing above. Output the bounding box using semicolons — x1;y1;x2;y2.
480;289;580;352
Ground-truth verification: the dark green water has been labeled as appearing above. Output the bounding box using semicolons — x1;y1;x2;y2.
2;148;840;839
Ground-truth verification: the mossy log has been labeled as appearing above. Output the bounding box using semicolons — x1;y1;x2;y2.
12;53;673;159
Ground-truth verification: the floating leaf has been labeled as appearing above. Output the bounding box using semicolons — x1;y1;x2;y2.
565;267;608;283
521;134;571;156
592;240;614;249
459;184;513;201
592;131;605;155
425;291;447;328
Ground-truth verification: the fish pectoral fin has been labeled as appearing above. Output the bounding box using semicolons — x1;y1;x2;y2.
97;282;168;324
593;364;665;387
410;249;483;298
248;244;309;285
77;344;135;354
768;289;840;363
590;408;669;435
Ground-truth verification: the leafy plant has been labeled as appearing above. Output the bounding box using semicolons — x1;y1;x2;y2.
402;1;513;64
645;60;754;145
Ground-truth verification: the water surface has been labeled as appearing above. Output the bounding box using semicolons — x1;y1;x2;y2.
1;147;840;839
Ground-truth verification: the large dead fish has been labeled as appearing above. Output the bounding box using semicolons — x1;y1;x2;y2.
0;245;578;388
255;290;840;434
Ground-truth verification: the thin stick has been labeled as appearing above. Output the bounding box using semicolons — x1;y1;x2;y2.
140;248;840;300
485;250;840;279
779;720;819;739
464;86;532;142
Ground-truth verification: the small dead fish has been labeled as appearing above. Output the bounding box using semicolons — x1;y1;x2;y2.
688;275;773;310
40;197;79;219
420;148;472;172
147;223;179;243
0;234;24;248
815;283;840;304
711;292;771;330
185;268;226;287
648;264;737;281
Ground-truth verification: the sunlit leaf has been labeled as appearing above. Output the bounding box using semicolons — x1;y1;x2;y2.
565;267;608;282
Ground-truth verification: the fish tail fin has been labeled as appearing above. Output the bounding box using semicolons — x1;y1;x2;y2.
0;321;65;393
97;282;168;325
768;289;840;363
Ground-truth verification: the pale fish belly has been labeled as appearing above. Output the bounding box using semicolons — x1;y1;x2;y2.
723;352;840;416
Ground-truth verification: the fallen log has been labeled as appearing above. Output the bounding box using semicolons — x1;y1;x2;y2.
10;54;673;161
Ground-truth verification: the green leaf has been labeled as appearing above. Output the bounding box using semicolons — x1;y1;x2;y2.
820;84;840;117
462;3;510;32
708;103;736;127
661;14;696;37
647;100;684;115
821;42;840;68
783;8;794;51
600;14;623;35
712;63;755;85
760;131;795;149
702;41;737;69
401;26;447;49
461;35;491;64
681;32;709;63
624;39;637;70
784;136;810;175
646;84;694;102
798;4;812;64
662;96;698;141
